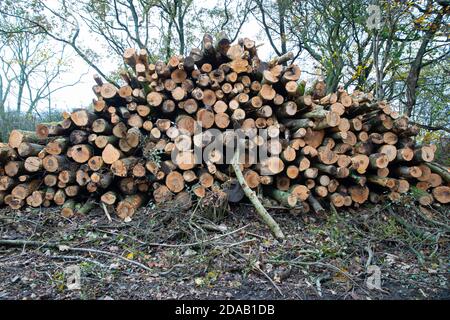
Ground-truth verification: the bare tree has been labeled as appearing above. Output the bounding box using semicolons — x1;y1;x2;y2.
196;0;255;44
404;0;449;116
253;0;301;62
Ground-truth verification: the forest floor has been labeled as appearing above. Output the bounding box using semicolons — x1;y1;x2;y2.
0;198;448;300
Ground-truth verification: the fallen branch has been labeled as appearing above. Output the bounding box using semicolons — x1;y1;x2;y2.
231;148;285;239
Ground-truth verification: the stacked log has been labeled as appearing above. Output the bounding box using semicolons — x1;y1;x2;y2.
0;33;448;219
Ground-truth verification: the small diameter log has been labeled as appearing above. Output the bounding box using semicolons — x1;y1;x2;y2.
92;118;112;134
36;122;65;139
76;169;91;186
290;185;310;201
255;156;284;175
426;162;450;183
69;130;89;145
351;154;370;174
268;189;297;208
61;199;77;218
393;179;410;194
65;185;80;197
75;198;96;215
91;172;113;189
416;164;432;182
244;170;260;189
330;193;345;208
116;194;147;219
88;156;104;171
58;170;76;184
101;191;117;205
379;145;397;162
111;157;139;177
17;142;44;157
367;175;397;189
307;194;324;214
26;190;44;207
396;166;422;178
0;176;15;191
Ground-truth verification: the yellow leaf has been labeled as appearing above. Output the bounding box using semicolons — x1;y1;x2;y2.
126;252;134;260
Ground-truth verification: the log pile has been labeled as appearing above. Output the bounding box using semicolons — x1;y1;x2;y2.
0;33;449;220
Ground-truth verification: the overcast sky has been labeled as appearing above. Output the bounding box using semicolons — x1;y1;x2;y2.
39;1;316;113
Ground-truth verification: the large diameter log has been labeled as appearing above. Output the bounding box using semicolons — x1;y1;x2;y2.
43;155;70;172
348;185;369;204
102;144;123;164
432;186;450;204
45;138;69;155
0;176;16;191
290;184;310;201
11;180;40;200
71;109;97;127
413;146;434;162
71;144;94;163
9;130;45;149
5;161;24;177
165;171;185;193
369;153;389;169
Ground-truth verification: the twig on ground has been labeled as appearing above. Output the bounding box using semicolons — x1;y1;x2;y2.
0;239;154;272
101;203;112;222
50;254;110;269
253;264;285;297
